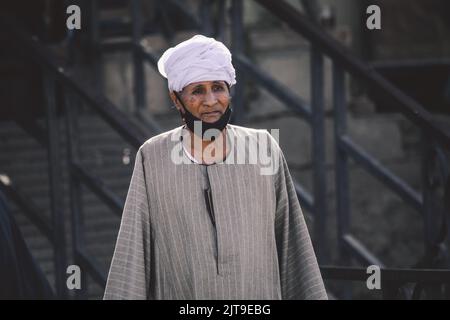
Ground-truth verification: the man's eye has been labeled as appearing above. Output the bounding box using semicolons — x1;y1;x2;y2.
192;89;203;95
213;85;224;91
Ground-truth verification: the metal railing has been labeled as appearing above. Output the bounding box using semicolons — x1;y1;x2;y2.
253;0;450;298
3;0;450;299
320;266;450;299
1;14;148;298
0;19;68;297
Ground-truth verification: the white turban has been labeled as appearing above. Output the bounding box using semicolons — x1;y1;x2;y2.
157;35;236;92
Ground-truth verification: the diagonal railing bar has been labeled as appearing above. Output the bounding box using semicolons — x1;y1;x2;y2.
339;135;423;211
253;1;450;298
76;247;108;288
342;234;385;268
1;13;151;296
235;54;312;121
71;162;124;216
0;180;53;243
1;15;148;150
254;0;450;150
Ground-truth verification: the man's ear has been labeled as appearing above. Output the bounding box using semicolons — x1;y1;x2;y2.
170;91;187;115
169;91;181;110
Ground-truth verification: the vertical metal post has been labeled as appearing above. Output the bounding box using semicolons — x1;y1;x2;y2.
445;163;450;261
421;132;435;257
88;0;102;91
382;280;399;300
310;46;328;264
88;0;100;57
444;171;450;299
333;62;350;252
230;0;245;125
333;61;352;299
43;74;67;299
216;0;226;42
64;89;87;299
420;136;445;298
132;0;146;112
200;0;213;36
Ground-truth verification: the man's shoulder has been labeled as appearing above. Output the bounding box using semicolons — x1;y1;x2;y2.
228;124;277;144
138;126;182;154
228;124;268;136
228;124;281;151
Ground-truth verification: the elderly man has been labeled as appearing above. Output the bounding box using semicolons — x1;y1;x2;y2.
104;35;327;300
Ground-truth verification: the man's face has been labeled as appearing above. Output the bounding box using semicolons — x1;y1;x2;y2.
171;80;230;123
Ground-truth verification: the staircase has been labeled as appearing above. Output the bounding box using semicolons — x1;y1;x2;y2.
0;114;136;299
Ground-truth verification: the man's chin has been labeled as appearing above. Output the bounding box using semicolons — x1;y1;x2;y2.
201;116;221;123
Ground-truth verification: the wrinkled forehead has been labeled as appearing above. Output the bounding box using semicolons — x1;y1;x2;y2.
181;80;230;92
182;80;228;90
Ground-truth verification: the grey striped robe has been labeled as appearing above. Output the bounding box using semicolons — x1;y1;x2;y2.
103;125;327;300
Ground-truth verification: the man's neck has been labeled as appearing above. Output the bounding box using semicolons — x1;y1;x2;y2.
186;128;228;164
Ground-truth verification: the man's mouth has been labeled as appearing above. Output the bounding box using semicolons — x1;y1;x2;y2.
201;111;222;120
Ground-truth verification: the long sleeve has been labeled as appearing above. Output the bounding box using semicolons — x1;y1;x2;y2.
274;149;328;300
104;147;152;300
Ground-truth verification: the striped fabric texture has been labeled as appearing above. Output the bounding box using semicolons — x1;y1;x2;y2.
103;125;327;300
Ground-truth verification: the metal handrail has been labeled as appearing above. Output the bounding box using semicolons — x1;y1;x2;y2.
252;0;450;297
1;14;150;297
0;179;53;243
320;265;450;283
0;16;147;150
254;0;450;150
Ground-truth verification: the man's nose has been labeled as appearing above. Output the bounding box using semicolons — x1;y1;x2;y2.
203;89;218;106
